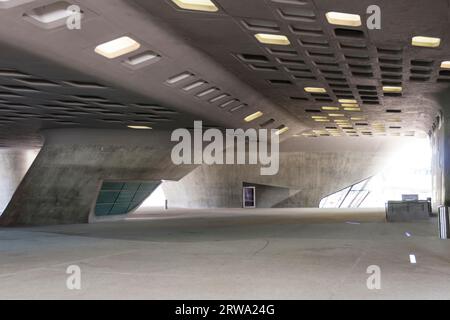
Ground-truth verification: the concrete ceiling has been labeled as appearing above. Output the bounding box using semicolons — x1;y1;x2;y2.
0;0;447;147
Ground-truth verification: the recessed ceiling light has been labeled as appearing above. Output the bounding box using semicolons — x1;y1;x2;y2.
244;111;263;122
351;117;365;121
383;86;402;93
329;114;345;117
304;87;326;93
95;36;141;59
412;36;441;48
255;33;290;46
341;103;359;108
275;126;289;135
344;108;361;111
338;99;357;104
127;125;152;130
326;12;362;27
387;118;402;123
311;116;327;119
322;106;339;111
441;61;450;69
314;119;330;122
171;0;219;12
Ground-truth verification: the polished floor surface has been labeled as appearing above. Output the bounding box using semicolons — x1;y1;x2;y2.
0;208;448;300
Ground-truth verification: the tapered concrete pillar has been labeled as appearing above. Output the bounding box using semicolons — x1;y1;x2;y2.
0;148;39;213
431;116;445;212
0;129;196;226
431;90;450;213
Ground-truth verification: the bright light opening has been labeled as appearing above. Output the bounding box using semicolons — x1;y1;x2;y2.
127;125;152;130
383;86;403;93
275;126;289;135
412;36;441;48
95;36;141;59
255;33;291;46
326;12;362;27
441;61;450;69
305;87;327;93
139;184;167;209
320;138;432;208
244;111;263;123
171;0;219;12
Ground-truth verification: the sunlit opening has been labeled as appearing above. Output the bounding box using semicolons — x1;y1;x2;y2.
139;184;167;209
320;138;432;208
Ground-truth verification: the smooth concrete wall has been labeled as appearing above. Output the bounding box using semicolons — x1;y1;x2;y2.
243;182;291;208
0;129;196;226
162;150;392;209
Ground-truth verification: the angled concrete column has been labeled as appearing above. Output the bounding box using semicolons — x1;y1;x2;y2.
0;129;195;226
0;148;39;213
431;90;450;212
431;116;445;212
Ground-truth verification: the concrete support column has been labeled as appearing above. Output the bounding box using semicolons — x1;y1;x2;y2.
0;148;39;214
431;111;450;212
0;129;196;227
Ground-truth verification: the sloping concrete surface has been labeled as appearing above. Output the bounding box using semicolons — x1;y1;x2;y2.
0;209;448;300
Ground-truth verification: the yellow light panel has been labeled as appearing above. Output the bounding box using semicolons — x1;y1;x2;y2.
275;126;289;135
338;99;357;104
304;87;327;93
255;33;290;46
244;111;263;123
344;108;361;111
387;118;402;123
383;86;403;93
329;114;345;117
171;0;219;12
441;61;450;69
412;36;441;48
326;12;362;27
322;106;340;111
95;36;141;59
127;125;152;130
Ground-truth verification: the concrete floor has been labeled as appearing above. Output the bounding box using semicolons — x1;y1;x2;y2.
0;208;449;300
